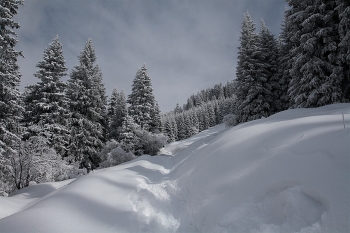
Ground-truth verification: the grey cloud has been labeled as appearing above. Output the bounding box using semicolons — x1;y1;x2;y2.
14;0;286;112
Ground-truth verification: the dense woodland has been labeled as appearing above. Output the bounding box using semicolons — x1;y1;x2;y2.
1;0;349;195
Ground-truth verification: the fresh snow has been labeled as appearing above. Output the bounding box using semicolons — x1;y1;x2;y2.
0;103;349;233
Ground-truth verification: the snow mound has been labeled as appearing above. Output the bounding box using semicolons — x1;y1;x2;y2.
0;103;349;233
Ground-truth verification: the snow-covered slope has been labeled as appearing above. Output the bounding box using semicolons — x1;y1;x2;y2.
0;103;349;233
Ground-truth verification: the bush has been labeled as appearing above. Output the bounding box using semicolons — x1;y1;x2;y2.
134;129;167;156
223;114;237;127
99;140;136;168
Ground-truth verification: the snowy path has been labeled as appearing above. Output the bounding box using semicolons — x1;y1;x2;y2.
0;104;349;233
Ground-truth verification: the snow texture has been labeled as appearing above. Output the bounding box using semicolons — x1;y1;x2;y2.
0;103;349;233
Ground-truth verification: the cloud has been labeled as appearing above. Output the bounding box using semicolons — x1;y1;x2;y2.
14;0;286;112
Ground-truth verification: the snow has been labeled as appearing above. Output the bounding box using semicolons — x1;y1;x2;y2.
0;103;349;233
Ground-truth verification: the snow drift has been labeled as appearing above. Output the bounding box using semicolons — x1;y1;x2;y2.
0;103;349;233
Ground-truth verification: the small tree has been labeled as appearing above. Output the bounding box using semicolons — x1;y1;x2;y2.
128;65;160;132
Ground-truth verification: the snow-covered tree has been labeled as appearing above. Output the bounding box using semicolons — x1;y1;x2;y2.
164;117;175;143
253;20;280;116
174;103;183;114
128;65;160;132
108;88;127;140
66;39;107;163
149;100;162;133
287;0;345;108
23;35;70;157
0;0;24;195
335;0;350;100
277;15;293;110
118;112;139;153
234;13;259;124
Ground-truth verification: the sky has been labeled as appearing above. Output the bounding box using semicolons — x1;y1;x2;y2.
14;0;286;112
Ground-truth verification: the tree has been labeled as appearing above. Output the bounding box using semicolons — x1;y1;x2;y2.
253;20;280;116
0;0;24;195
108;88;127;140
23;35;70;157
174;103;183;114
287;0;345;108
118;112;139;153
335;0;350;100
277;15;294;110
128;64;160;132
234;13;259;124
66;39;107;164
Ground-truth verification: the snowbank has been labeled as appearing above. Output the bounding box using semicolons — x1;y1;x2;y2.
0;103;349;233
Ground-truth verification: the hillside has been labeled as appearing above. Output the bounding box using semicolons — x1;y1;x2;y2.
0;103;349;233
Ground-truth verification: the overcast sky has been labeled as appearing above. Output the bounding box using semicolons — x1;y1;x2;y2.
14;0;286;112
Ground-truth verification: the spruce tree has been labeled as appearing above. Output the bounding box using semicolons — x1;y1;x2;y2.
254;20;280;116
23;35;70;157
128;65;159;132
119;112;139;153
66;39;107;163
287;0;344;108
108;89;127;140
0;0;24;194
277;15;294;110
235;13;259;124
335;0;350;100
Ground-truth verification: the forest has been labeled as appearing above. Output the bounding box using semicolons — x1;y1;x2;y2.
0;0;349;196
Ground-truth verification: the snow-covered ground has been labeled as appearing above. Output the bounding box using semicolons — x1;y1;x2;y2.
0;103;349;233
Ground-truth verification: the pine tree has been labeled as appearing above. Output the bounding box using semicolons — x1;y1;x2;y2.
66;39;107;163
287;0;344;108
107;88;119;126
335;0;350;100
277;15;294;110
23;35;70;157
164;117;175;143
254;20;280;116
0;0;24;194
108;89;127;140
119;112;139;153
235;13;259;123
128;65;158;132
149;101;162;133
174;103;183;114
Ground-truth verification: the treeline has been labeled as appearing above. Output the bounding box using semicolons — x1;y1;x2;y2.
0;1;164;195
162;0;350;140
161;81;236;142
234;0;349;125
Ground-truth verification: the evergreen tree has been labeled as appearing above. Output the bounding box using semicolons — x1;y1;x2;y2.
254;20;280;116
171;115;178;140
174;103;183;114
0;0;24;194
66;39;107;163
128;65;158;131
149;101;162;133
119;112;139;153
23;35;70;157
175;113;186;140
164;117;175;143
235;13;259;123
207;103;216;127
108;89;127;140
335;0;350;100
277;15;294;110
287;0;344;108
107;88;119;126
